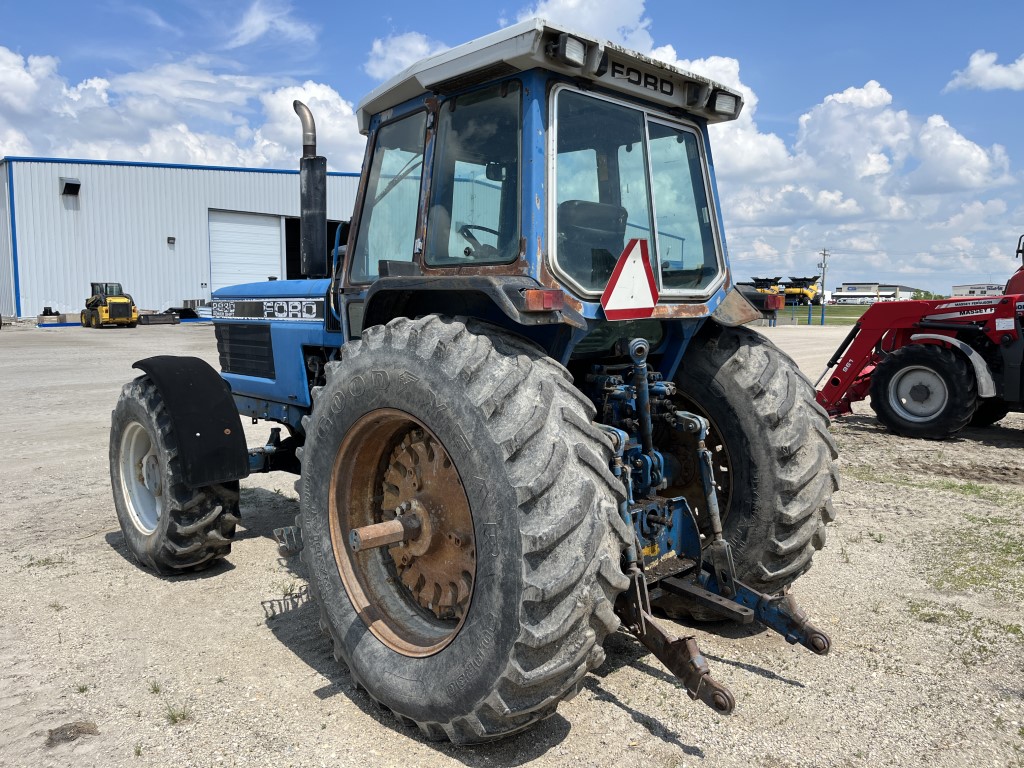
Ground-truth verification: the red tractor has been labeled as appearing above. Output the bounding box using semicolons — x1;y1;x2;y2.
816;236;1024;439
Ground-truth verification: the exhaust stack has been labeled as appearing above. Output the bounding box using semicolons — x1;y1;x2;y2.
293;100;327;277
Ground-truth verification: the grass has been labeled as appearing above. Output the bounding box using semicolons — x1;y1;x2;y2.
149;681;161;694
75;684;89;693
773;303;870;326
134;744;142;758
48;601;66;612
906;599;1024;667
932;515;1024;597
839;466;1024;597
164;702;192;725
26;554;67;568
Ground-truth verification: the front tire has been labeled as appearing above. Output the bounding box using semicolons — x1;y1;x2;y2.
869;344;976;439
109;376;240;574
662;323;839;594
298;316;629;743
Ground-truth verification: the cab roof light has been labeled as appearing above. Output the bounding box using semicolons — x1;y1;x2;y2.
546;33;586;68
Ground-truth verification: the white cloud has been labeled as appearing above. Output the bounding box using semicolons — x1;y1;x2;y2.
935;199;1008;232
226;0;317;49
516;0;655;52
364;32;448;81
907;115;1012;193
0;45;364;172
946;50;1024;92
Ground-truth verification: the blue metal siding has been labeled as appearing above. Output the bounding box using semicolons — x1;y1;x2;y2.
1;162;18;317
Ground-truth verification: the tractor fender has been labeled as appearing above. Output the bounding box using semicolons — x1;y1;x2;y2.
909;334;997;398
361;275;586;331
132;356;250;488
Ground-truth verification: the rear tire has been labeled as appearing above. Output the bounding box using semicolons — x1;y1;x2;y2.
662;323;839;595
90;312;99;328
298;316;630;743
109;376;240;575
80;310;88;327
870;344;976;439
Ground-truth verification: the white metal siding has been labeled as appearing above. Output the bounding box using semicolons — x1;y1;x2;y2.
0;162;13;317
209;210;283;290
9;161;360;317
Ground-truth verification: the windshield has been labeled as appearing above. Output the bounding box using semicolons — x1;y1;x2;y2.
93;283;124;296
552;89;723;295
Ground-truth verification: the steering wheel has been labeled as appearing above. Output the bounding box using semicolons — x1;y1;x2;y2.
457;224;501;258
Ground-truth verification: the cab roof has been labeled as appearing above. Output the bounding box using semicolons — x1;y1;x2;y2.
355;18;744;134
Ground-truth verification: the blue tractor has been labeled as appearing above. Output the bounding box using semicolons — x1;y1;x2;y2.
109;20;838;743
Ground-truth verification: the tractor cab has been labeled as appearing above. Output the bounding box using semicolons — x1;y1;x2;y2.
91;282;126;299
335;19;754;360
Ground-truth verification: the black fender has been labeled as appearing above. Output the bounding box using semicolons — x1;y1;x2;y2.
133;356;250;488
361;275;586;331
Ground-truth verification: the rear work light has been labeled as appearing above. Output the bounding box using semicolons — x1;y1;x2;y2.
546;33;586;68
712;90;739;116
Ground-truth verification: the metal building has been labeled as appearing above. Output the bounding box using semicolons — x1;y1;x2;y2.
0;157;361;318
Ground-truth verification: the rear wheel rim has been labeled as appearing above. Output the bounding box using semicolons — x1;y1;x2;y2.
119;422;161;533
329;409;476;657
889;365;948;422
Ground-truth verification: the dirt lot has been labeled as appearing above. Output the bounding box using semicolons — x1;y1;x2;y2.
1;322;1022;768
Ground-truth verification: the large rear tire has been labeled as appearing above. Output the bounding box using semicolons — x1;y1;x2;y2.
869;344;976;439
297;316;630;744
660;323;839;595
109;376;240;575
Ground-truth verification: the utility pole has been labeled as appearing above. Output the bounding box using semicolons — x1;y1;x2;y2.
817;248;830;326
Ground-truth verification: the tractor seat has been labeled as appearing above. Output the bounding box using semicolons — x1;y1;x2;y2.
557;200;628;289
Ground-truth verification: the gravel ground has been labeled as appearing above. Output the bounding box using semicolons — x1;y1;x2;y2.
1;322;1022;768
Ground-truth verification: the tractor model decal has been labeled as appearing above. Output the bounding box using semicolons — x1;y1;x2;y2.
211;298;325;321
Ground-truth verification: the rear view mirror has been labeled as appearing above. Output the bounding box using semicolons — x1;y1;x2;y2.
485;162;506;182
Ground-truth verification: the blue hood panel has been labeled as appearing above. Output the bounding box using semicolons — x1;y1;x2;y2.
214;278;332;300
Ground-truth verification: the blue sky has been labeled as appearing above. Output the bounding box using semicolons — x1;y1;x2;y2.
3;0;1023;294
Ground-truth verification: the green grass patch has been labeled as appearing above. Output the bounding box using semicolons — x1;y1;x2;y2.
774;303;870;326
25;554;68;568
906;599;1024;667
164;702;192;725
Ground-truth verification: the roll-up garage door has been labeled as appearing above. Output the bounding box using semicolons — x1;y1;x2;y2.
208;210;283;291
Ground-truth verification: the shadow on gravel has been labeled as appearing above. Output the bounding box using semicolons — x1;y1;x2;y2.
262;590;576;765
103;530;236;579
236;486;299;542
104;484;301;580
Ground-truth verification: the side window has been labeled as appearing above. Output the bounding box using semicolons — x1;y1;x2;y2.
426;82;521;266
350;112;426;282
648;122;718;290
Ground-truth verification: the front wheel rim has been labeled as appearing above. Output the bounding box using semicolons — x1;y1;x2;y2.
119;421;162;533
329;409;476;657
888;365;948;422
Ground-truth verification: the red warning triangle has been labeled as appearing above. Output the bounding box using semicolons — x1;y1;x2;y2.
600;238;659;320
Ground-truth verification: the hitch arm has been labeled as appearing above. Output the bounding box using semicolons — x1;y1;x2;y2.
618;567;735;714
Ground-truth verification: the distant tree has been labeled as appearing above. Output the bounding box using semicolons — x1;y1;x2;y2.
911;290;944;300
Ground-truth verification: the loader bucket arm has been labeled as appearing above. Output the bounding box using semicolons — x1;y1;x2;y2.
815;301;938;416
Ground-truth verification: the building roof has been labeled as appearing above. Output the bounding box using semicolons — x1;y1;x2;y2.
0;156;358;177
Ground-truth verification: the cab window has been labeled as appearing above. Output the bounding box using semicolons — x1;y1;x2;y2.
351;111;426;283
426;82;521;266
